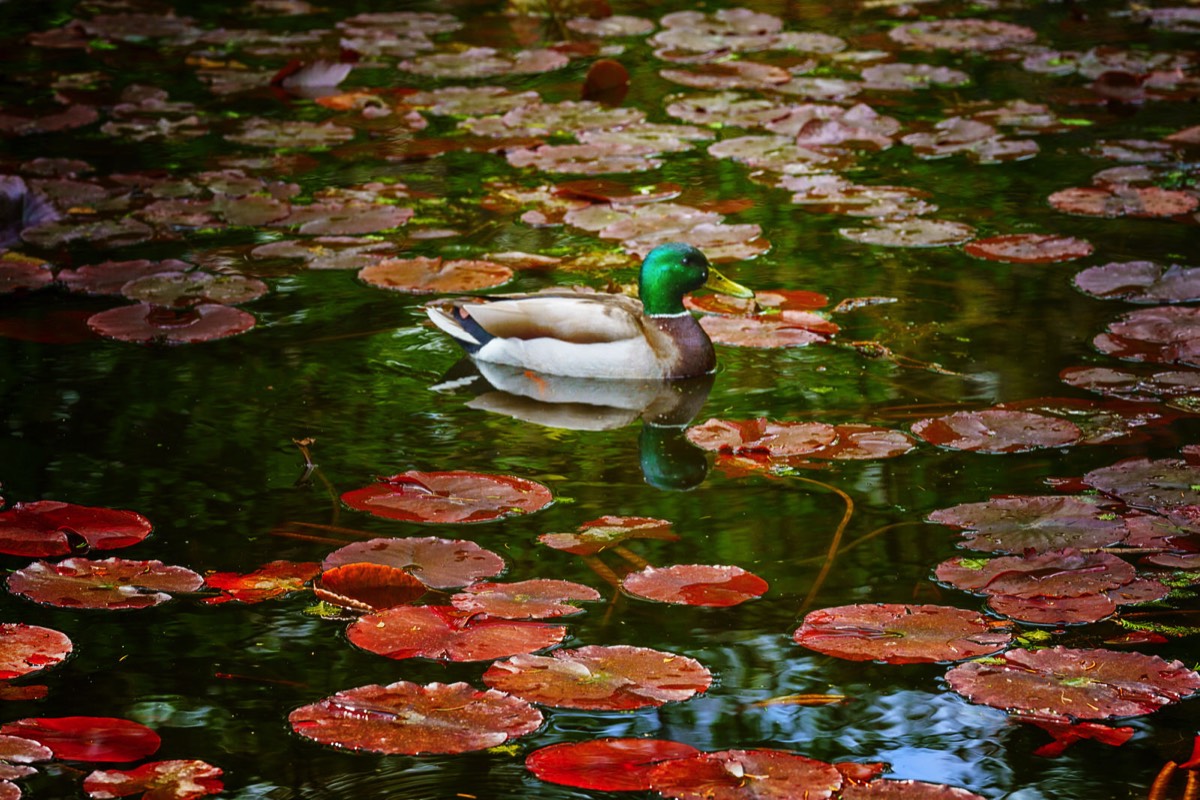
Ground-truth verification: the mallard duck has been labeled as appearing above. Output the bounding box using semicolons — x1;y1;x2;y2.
425;243;753;380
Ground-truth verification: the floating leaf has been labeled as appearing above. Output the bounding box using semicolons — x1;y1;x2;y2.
7;558;203;610
1084;457;1200;511
359;257;512;294
202;560;320;604
912;409;1080;453
322;536;505;588
87;303;255;344
120;271;268;307
699;312;834;347
946;646;1200;720
1073;261;1200;304
1049;186;1198;218
83;760;224;800
0;624;72;680
314;563;426;611
346;605;566;662
841;779;987;799
341;471;552;524
622;564;768;607
59;260;193;296
927;495;1128;553
686;418;838;456
0;501;151;558
794;604;1011;664
289;681;542;755
484;644;711;710
526;738;700;792
648;749;843;800
1060;365;1200;401
934;549;1136;599
538;516;677;555
0;253;54;294
685;289;829;316
964;234;1094;264
839;219;975;248
888;19;1037;51
1094;306;1200;366
0;717;160;763
451;579;600;619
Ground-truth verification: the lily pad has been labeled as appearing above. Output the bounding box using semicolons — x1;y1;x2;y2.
322;536;505;589
341;471;552;524
1073;261;1200;304
83;760;223;800
451;579;601;619
622;564;768;607
699;312;835;347
359;257;512;293
1049;186;1198;218
1084;457;1200;511
1061;365;1200;401
841;780;987;799
0;500;151;558
839;219;975;248
0;624;72;680
935;549;1136;599
59;260;192;296
201;560;320;604
87;303;256;344
888;19;1037;51
1094;306;1200;366
314;563;427;611
686;418;838;456
912;409;1081;453
483;644;711;710
346;604;566;662
0;717;160;762
289;680;542;754
526;738;700;792
794;604;1011;664
927;495;1128;553
120;271;268;307
7;557;203;610
946;646;1200;720
964;233;1094;263
648;749;843;800
538;516;677;555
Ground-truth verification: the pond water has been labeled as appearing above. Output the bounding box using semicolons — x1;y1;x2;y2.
2;0;1199;798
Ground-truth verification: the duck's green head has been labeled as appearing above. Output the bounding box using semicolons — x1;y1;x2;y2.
639;243;754;316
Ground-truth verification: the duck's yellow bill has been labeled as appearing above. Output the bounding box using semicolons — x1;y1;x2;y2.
704;267;754;299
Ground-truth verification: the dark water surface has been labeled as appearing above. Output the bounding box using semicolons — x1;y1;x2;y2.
2;0;1199;798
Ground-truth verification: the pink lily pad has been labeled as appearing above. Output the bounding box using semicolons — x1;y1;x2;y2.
341;471;552;524
59;260;192;296
839;219;975;248
537;516;678;555
660;61;792;91
699;312;835;347
358;257;512;293
346;604;566;662
483;644;711;710
927;495;1128;553
7;557;203;609
526;738;700;792
1049;186;1198;218
622;564;768;607
87;303;255;344
946;646;1200;720
1060;365;1200;400
450;579;600;619
0;500;151;558
935;549;1137;603
0;624;72;680
888;19;1038;51
202;560;320;604
322;536;505;589
0;253;54;294
964;233;1094;264
794;604;1011;664
686;418;838;456
686;289;829;316
1074;261;1200;304
289;680;542;755
119;271;267;307
83;760;223;800
1094;306;1200;366
648;749;843;800
398;47;568;79
1084;457;1200;511
912;409;1081;453
0;717;160;762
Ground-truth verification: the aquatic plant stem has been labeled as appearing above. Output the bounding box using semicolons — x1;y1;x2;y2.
791;476;855;618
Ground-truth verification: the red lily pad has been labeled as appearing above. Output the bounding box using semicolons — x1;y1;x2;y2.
1094;306;1200;366
0;717;160;762
1074;262;1200;304
812;425;918;460
322;536;505;589
289;680;542;755
888;19;1037;51
964;233;1094;264
538;516;678;555
0;252;54;294
862;63;971;92
346;604;566;662
912;409;1081;453
842;780;986;799
451;579;601;619
483;644;711;710
341;471;553;524
648;749;843;800
1022;718;1135;758
201;560;320;604
0;501;151;558
622;564;768;607
1049;186;1198;218
399;47;568;79
839;219;975;248
686;289;829;316
946;646;1200;720
935;549;1136;599
0;734;52;765
87;303;256;344
120;271;268;307
7;557;203;609
927;495;1128;553
359;257;512;294
83;760;223;800
0;624;72;679
984;581;1168;625
314;563;427;611
699;312;835;347
1084;457;1200;511
686;418;838;456
59;260;193;296
794;604;1011;664
526;738;700;791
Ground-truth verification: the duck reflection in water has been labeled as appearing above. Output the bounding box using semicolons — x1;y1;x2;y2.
432;359;713;491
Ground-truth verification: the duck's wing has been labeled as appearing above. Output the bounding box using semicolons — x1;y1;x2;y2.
427;293;645;349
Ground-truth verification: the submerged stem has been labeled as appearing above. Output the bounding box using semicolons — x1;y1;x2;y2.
791;475;855;618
